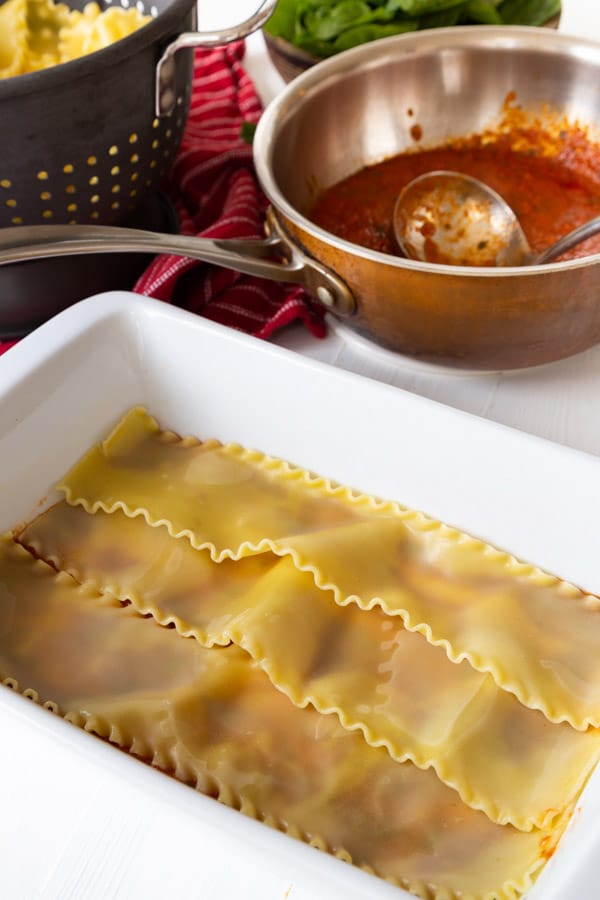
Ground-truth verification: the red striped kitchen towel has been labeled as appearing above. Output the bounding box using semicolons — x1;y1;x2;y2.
0;42;325;357
133;41;326;338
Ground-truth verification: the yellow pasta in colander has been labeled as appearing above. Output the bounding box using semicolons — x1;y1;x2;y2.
0;0;150;79
59;3;150;62
0;0;28;79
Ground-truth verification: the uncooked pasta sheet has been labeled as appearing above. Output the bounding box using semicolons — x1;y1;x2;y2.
1;405;598;899
19;500;600;832
59;407;600;731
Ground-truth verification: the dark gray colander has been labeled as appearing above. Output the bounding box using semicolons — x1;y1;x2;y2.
0;0;277;336
0;0;277;229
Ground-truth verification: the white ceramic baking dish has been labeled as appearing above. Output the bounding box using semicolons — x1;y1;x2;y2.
1;291;599;900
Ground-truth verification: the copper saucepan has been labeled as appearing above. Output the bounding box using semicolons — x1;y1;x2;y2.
4;26;600;370
255;26;600;371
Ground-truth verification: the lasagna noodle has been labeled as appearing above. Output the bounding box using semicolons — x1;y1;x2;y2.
19;501;600;831
58;407;600;730
0;537;552;900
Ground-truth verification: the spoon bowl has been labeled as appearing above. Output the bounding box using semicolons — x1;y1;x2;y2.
393;170;600;267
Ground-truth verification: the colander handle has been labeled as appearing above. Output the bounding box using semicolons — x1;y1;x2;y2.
156;0;279;116
0;209;356;316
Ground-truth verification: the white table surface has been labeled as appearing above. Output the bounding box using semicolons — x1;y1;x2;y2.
203;0;600;461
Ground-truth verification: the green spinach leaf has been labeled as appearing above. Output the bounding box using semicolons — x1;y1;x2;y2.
333;19;419;51
264;0;562;58
461;0;503;23
497;0;561;25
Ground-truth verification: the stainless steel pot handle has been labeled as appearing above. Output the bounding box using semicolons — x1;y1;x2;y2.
0;210;355;315
156;0;279;116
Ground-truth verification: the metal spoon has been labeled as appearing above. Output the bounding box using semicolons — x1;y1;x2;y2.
393;170;600;267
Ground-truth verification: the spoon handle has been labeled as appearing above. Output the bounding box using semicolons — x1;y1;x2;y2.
535;214;600;264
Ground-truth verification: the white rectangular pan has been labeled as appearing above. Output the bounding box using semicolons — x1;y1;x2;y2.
1;292;598;900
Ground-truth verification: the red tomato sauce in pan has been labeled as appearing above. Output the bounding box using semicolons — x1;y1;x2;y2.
309;130;600;261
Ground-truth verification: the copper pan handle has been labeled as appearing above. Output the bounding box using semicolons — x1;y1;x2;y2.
156;0;279;116
0;210;356;315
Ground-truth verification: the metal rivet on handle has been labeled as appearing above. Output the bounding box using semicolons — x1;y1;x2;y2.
317;286;335;308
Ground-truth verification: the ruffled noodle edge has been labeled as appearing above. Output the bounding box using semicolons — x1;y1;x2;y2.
286;550;600;733
20;535;580;834
246;644;576;835
0;672;548;900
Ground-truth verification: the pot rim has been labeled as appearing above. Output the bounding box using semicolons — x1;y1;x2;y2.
254;25;600;278
0;0;196;100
